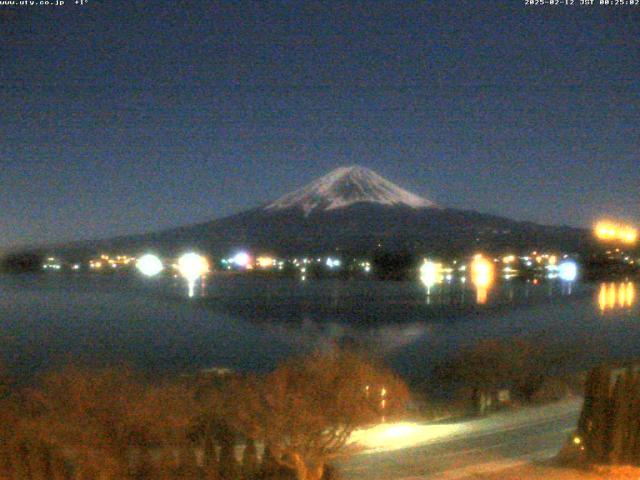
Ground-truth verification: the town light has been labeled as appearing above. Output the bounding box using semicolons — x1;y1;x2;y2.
136;254;164;277
471;255;494;289
326;257;341;268
558;260;578;282
420;260;442;294
471;254;495;304
231;251;251;268
595;221;637;245
178;253;209;281
256;256;276;268
178;253;209;298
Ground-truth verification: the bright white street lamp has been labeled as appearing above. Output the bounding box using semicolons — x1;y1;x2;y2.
177;252;209;297
136;254;164;277
558;260;578;282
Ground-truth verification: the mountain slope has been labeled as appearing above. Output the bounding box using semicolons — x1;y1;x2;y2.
42;166;590;258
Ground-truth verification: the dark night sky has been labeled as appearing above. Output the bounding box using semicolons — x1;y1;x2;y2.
1;0;638;249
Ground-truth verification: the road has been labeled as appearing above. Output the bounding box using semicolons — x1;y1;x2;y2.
342;398;582;480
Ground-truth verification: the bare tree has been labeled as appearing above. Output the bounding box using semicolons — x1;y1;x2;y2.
229;348;409;480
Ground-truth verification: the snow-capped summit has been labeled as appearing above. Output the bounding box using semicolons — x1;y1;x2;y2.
265;165;435;215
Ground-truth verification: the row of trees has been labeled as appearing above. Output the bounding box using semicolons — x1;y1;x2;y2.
433;337;576;413
0;349;408;480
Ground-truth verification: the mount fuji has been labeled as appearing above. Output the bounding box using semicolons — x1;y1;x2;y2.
265;166;434;215
48;166;588;257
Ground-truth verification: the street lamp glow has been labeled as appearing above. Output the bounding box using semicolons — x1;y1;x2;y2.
558;260;578;282
471;255;494;289
178;253;209;298
326;257;341;269
470;254;495;305
231;251;251;268
136;254;164;277
178;253;209;281
420;260;442;294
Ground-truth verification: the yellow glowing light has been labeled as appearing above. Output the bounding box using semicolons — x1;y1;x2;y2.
595;221;638;245
549;255;557;266
471;254;495;305
618;283;627;308
502;255;516;264
177;253;209;282
349;422;465;454
471;255;494;288
256;256;276;268
599;282;636;312
608;282;617;310
420;260;443;291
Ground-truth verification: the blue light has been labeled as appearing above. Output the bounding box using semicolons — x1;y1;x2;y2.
558;260;578;282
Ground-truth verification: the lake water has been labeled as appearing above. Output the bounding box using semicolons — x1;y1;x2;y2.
0;273;638;381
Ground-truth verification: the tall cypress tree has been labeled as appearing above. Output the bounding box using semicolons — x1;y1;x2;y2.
627;370;640;463
608;369;631;464
578;364;612;463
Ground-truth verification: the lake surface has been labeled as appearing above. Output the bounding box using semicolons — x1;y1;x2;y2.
0;273;638;381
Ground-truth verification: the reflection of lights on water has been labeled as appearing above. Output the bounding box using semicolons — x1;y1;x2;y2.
598;282;635;312
470;254;494;305
136;254;164;277
558;260;578;282
177;253;209;297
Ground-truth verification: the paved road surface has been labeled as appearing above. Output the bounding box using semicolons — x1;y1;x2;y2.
342;399;582;480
